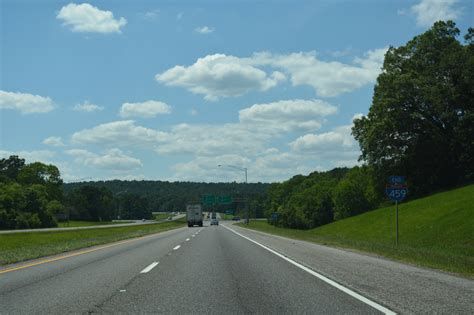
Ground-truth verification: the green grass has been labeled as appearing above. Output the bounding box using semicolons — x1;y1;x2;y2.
220;213;234;220
0;218;186;265
238;184;474;277
57;220;132;228
153;213;171;221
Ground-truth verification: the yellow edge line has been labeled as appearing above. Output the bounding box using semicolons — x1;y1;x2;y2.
0;228;180;275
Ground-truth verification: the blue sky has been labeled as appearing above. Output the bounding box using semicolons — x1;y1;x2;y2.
1;0;472;182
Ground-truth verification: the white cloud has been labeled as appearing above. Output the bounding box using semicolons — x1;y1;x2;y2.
170;154;250;182
0;90;54;114
0;150;56;164
169;151;316;183
195;26;214;34
411;0;460;27
71;120;169;147
155;48;386;100
66;148;142;170
290;125;356;152
119;100;171;118
156;123;268;156
289;119;361;168
239;99;338;132
57;3;127;34
43;136;65;147
73;101;104;112
189;108;199;116
155;54;286;101
142;10;159;20
252;48;388;97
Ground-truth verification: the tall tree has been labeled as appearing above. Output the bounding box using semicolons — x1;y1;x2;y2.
353;21;474;196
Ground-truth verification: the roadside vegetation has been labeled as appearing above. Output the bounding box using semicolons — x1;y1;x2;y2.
153;213;170;221
0;218;186;265
264;22;473;230
241;184;474;276
57;220;132;228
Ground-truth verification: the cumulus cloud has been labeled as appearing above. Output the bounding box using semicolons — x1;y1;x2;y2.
155;48;386;100
289;118;362;168
195;26;214;34
252;48;388;97
411;0;460;27
155;54;286;101
155;123;268;156
119;100;171;118
71;120;169;147
169;151;316;183
239;99;338;132
73;101;104;112
0;90;54;114
57;3;127;34
0;150;56;164
43;136;65;147
66;148;142;170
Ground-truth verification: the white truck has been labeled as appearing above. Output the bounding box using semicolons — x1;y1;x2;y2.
186;204;203;227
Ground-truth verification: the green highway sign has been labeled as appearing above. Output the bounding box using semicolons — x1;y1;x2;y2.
219;196;233;204
201;195;216;205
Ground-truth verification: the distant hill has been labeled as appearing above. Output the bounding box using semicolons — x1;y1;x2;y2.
64;180;270;214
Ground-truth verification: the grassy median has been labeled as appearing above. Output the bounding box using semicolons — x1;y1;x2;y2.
238;185;474;277
0;218;186;265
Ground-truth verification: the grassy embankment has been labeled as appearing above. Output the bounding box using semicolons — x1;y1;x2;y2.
0;218;186;265
153;213;171;221
238;184;474;276
57;220;132;228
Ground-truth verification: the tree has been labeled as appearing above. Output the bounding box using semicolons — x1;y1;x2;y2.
18;162;63;201
332;166;379;220
0;155;25;183
353;21;474;196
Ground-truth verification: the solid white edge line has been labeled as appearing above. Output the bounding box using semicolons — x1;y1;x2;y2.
222;224;396;315
140;261;159;274
173;245;181;250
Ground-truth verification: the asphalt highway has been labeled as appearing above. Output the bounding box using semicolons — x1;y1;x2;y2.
1;221;471;314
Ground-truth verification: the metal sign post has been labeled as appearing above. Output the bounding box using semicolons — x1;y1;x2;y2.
386;176;407;246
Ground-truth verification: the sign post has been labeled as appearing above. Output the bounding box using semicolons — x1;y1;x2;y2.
385;176;408;245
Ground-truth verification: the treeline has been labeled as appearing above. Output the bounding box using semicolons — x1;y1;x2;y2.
266;21;473;229
0;156;64;229
265;166;380;229
64;180;270;217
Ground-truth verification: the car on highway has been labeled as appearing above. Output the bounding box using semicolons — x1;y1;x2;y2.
210;218;219;226
233;217;241;221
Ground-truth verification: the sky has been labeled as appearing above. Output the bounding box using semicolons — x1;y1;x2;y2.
1;0;472;183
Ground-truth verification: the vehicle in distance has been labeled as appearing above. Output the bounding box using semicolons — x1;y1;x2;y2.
232;217;240;221
186;204;203;227
210;218;219;226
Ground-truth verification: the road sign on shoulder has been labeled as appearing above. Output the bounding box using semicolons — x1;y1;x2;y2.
386;175;408;202
385;187;408;202
388;176;406;185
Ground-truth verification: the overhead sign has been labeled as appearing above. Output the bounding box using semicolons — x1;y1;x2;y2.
219;196;233;204
386;176;408;202
201;195;216;205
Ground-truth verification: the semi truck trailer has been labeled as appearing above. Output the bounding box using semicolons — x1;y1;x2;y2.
186;204;203;227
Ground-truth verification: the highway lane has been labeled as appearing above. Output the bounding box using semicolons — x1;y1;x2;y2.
0;221;386;314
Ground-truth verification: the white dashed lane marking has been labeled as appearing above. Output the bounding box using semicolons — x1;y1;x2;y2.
140;262;159;274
